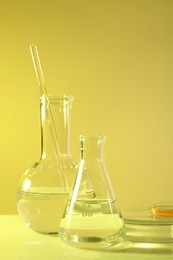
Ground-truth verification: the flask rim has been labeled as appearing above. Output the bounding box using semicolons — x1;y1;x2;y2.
80;134;106;141
39;94;73;103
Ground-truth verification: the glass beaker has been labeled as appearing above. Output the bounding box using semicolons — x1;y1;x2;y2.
60;135;124;248
17;94;77;234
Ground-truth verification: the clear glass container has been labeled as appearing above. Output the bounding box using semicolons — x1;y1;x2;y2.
149;202;173;217
60;135;124;249
123;207;173;243
17;94;77;234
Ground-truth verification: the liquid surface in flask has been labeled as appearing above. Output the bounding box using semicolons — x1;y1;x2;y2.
17;187;69;234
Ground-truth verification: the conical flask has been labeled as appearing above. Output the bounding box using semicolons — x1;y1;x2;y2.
17;94;76;234
60;135;124;248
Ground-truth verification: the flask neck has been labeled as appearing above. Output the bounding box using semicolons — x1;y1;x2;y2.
78;135;116;201
40;95;72;160
80;135;106;162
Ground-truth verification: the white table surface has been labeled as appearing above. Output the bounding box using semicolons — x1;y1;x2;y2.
0;215;173;260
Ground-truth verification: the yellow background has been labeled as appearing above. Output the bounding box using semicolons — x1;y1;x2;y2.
0;0;173;214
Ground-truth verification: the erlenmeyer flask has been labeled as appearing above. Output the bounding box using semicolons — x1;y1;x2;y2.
17;94;76;234
60;135;124;248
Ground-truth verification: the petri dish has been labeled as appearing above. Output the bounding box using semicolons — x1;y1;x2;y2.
149;202;173;217
123;208;173;243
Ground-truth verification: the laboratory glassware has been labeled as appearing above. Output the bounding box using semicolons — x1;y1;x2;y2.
149;202;173;217
60;135;124;248
17;94;76;234
123;207;173;243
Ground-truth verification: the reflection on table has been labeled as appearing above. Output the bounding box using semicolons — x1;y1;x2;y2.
0;215;173;260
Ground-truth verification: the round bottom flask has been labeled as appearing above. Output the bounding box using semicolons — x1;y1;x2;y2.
17;95;76;234
60;135;124;248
